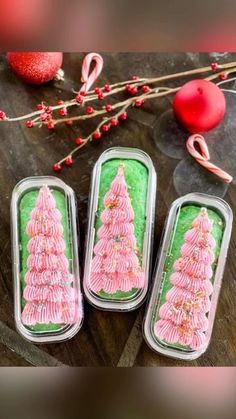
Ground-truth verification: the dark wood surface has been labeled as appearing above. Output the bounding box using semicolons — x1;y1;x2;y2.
0;52;235;366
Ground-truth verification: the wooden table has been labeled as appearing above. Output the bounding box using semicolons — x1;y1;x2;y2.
0;52;235;366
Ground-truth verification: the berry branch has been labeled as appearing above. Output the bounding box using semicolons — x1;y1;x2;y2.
0;60;236;171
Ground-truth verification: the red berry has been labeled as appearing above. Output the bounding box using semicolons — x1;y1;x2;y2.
120;112;127;120
59;108;67;116
57;99;64;105
211;62;219;70
111;118;118;126
132;75;139;80
47;121;54;129
93;131;102;139
26;120;33;128
65;156;73;166
105;104;113;112
220;72;228;80
0;110;6;120
75;137;83;145
102;124;110;132
40;113;48;121
95;87;101;94
85;106;94;114
65;119;73;125
135;99;144;107
104;84;111;92
142;85;151;93
53;163;61;172
76;94;83;104
125;84;132;92
45;106;52;114
130;87;137;95
80;91;86;96
37;103;44;111
98;92;104;100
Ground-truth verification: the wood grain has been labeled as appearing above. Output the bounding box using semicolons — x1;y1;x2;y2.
0;52;235;366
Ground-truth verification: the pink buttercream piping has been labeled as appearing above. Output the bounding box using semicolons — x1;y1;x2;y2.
22;185;79;326
89;164;145;294
155;208;215;350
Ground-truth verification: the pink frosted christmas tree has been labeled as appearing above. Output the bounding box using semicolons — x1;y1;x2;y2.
22;185;79;325
155;208;215;350
90;164;144;294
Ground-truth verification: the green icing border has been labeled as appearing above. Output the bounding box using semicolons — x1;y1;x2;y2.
152;204;224;352
19;188;72;332
93;158;148;301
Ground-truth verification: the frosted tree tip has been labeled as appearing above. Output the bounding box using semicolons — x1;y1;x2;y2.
118;164;125;175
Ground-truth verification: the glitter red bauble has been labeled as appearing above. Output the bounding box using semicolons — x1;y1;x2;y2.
173;79;226;133
6;52;63;85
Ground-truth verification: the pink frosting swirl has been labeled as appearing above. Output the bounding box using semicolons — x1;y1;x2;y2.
98;222;134;239
22;185;79;326
25;270;73;286
22;301;79;325
89;165;144;294
27;235;65;255
155;208;216;351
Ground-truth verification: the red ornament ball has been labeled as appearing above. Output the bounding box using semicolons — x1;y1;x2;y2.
6;52;63;85
173;79;226;133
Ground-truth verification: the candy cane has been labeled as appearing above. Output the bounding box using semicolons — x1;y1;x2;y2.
80;52;103;94
186;134;233;183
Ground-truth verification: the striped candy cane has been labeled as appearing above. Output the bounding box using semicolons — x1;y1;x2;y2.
80;52;103;95
186;134;233;183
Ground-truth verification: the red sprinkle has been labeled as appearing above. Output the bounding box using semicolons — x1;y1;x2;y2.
75;137;83;145
53;163;61;172
98;92;104;100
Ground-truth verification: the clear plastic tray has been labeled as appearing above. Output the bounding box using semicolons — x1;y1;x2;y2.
83;147;157;311
144;193;233;360
11;176;83;343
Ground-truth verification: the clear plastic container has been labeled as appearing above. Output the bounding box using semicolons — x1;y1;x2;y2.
144;193;233;360
11;176;83;343
83;147;157;311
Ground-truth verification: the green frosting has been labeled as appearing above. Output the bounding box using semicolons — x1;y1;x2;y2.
19;189;72;332
152;204;224;351
94;158;148;301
